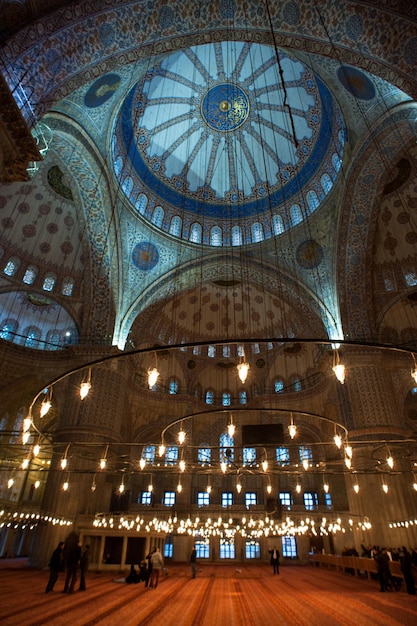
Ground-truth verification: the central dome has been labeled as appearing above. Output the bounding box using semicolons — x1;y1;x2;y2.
113;42;345;246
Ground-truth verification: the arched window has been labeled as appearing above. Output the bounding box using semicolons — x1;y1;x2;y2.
222;391;231;406
42;272;56;292
122;176;133;196
24;326;41;348
223;345;230;358
272;214;284;235
243;447;256;465
321;173;332;194
46;330;62;349
207;345;216;358
306;190;319;214
169;379;179;395
165;446;178;466
0;319;18;341
62;277;75;296
290;204;303;225
205;389;214;405
274;379;284;393
332;152;342;173
189;223;202;243
231;225;243;246
251;222;264;242
136;193;148;215
169;216;182;237
291;376;302;392
3;257;20;277
152;206;164;227
239;390;247;404
22;265;38;285
198;445;211;465
405;270;417;287
220;433;234;462
142;445;156;464
210;226;222;246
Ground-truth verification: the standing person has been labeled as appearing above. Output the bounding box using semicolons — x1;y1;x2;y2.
145;547;155;587
63;540;81;594
269;546;280;575
375;547;392;592
78;544;90;591
149;547;163;589
190;546;197;579
45;541;64;593
399;547;416;595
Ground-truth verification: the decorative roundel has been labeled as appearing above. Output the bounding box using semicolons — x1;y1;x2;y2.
296;239;324;269
113;42;345;246
201;84;250;131
337;66;375;100
84;73;121;108
132;242;159;270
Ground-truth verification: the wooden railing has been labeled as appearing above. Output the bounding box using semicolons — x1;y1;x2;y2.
308;553;404;581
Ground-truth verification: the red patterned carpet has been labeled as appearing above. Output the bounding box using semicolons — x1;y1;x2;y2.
0;561;416;625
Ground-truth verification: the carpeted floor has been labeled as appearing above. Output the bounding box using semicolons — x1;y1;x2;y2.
0;561;416;625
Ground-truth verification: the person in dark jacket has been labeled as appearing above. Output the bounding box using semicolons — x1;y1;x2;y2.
78;544;90;591
269;546;280;574
399;547;416;595
190;546;197;578
63;540;82;593
45;541;64;593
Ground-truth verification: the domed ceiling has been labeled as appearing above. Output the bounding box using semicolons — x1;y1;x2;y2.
113;41;345;246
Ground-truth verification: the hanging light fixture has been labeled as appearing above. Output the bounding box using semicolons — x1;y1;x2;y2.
332;350;346;384
148;481;153;493
178;423;186;445
40;388;52;418
119;477;125;494
158;443;166;457
386;447;394;469
411;355;417;383
33;443;40;457
382;482;389;494
344;456;352;469
21;457;30;470
177;480;182;493
266;483;272;494
302;458;309;471
221;461;227;473
262;459;268;472
91;474;97;492
80;367;92;400
323;481;329;493
7;477;14;489
139;458;146;470
237;361;249;384
179;459;186;472
62;478;69;491
353;483;360;494
60;445;70;470
227;414;235;438
333;426;342;449
296;482;302;494
236;480;242;493
206;483;212;494
100;444;108;470
345;444;353;459
288;413;297;439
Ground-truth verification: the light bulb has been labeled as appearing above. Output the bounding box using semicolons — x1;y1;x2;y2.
237;362;249;384
413;482;417;492
179;459;186;472
148;483;153;492
262;460;268;472
267;484;272;494
332;363;346;384
323;483;329;493
178;430;186;445
296;483;301;493
148;368;159;388
91;481;97;492
177;482;182;493
40;399;51;418
288;423;297;439
119;482;125;494
353;483;360;494
227;423;235;437
302;459;309;470
60;457;67;470
382;483;388;494
206;485;212;494
22;458;29;470
23;417;32;432
33;444;40;456
80;381;91;400
34;480;40;489
236;483;242;493
344;457;351;469
345;445;353;459
334;434;342;448
22;432;30;445
387;455;394;469
63;481;69;491
158;444;166;457
412;368;417;384
139;458;146;470
221;461;227;473
100;458;106;470
8;478;14;489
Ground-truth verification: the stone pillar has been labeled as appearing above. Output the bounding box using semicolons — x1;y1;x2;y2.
28;359;133;567
339;349;417;548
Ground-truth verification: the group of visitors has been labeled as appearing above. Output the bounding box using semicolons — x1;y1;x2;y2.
125;547;164;589
369;544;417;594
45;538;90;594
